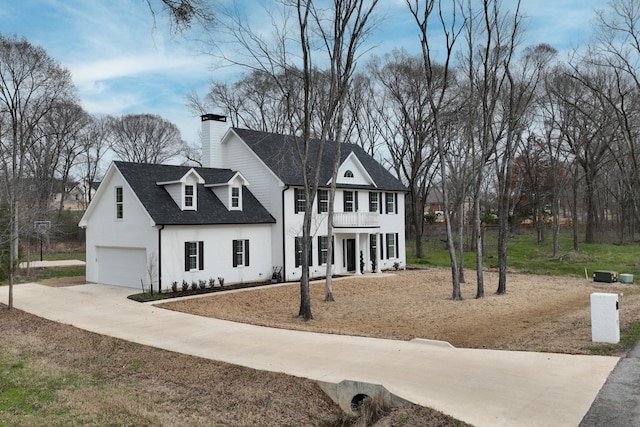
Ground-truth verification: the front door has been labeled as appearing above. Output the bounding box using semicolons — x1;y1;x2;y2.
346;239;356;272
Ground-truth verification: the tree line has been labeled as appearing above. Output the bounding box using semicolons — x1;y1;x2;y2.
190;0;640;300
4;0;640;309
0;34;191;306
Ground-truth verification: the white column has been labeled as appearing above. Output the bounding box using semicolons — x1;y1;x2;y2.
375;233;382;274
355;233;361;275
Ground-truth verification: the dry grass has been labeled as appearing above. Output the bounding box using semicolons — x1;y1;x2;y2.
160;268;640;354
5;267;639;426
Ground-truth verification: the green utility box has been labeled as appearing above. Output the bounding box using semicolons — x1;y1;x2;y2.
593;270;618;283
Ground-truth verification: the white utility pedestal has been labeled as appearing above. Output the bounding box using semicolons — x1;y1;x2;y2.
590;292;620;343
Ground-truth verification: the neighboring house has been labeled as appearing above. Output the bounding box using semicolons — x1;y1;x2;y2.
79;114;407;290
51;180;100;211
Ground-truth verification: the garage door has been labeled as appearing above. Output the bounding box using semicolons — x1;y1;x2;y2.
96;246;147;288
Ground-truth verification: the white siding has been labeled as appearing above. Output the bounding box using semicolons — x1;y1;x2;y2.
164;183;182;207
160;224;273;289
84;168;157;287
220;132;285;272
336;154;374;186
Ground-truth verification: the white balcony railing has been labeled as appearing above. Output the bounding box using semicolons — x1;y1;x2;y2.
333;212;380;228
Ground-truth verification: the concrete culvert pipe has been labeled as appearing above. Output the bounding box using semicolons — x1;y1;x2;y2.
317;379;411;414
350;393;370;413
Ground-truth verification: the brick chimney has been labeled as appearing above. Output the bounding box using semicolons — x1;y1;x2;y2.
201;114;228;168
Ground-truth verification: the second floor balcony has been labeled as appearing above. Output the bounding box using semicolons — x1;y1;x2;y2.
333;212;380;228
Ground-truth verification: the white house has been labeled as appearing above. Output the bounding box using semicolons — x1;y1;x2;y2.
79;114;407;290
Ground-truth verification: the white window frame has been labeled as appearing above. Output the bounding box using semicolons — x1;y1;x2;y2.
386;233;396;259
231;186;241;209
187;241;199;271
386;192;395;214
319;236;328;265
369;192;378;213
184;184;195;209
115;186;123;220
318;189;328;213
344;191;354;212
295;188;305;213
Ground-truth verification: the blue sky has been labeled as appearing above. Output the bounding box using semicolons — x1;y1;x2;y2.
2;0;604;147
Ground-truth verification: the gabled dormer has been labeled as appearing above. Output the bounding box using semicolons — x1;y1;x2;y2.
334;152;376;187
157;168;205;211
205;171;249;211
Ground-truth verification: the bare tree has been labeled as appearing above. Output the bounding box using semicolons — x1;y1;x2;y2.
42;101;90;215
369;49;440;260
76;115;111;208
494;43;556;295
145;0;215;32
216;0;379;316
108;113;185;164
0;35;76;309
408;0;464;299
191;69;294;133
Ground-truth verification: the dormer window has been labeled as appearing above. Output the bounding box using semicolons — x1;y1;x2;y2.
344;170;354;178
231;186;240;209
184;185;196;210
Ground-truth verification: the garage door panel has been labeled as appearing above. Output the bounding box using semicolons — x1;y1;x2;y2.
96;246;147;288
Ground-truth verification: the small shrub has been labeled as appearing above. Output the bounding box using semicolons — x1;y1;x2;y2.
171;281;178;293
198;279;207;290
208;277;216;287
182;280;189;292
191;281;198;291
356;394;393;427
393;261;400;271
218;277;225;287
359;251;365;273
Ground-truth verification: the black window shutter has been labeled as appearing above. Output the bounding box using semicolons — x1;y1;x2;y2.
385;193;389;214
380;234;384;260
232;240;238;267
379;192;383;214
199;241;204;270
343;192;347;212
331;237;335;264
309;239;313;267
244;240;250;266
317;193;321;213
355;191;359;211
184;242;190;271
394;193;398;214
317;236;322;265
294;189;300;213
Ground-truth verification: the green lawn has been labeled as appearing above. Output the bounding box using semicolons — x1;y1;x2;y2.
408;231;640;279
26;251;86;262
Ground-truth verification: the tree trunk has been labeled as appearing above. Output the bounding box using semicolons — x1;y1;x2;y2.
457;202;465;283
572;173;579;251
473;191;484;299
298;209;313;320
584;171;596;244
496;199;509;295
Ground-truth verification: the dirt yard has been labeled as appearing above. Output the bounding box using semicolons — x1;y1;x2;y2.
160;268;640;355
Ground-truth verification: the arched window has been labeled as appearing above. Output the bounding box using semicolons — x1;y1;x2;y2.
344;170;354;178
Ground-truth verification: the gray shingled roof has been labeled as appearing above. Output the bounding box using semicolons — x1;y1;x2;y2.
232;128;407;191
114;161;275;226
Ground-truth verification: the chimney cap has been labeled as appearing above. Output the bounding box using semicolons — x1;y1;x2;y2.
201;113;227;122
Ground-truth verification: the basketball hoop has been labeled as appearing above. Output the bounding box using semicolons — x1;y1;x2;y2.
34;220;51;234
34;221;51;262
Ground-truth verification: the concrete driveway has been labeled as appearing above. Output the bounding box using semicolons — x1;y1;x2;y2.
0;282;619;427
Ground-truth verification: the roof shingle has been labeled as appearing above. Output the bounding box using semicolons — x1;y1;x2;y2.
114;161;275;226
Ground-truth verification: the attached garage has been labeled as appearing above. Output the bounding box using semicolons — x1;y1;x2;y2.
95;246;147;288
